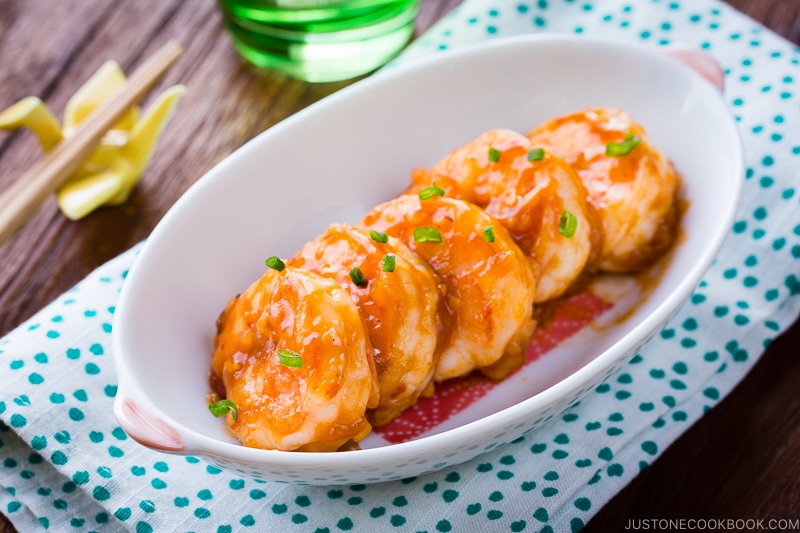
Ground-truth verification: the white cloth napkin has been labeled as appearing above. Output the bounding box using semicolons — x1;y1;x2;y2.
2;0;799;531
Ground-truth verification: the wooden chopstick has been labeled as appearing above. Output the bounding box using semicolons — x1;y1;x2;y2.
0;40;183;246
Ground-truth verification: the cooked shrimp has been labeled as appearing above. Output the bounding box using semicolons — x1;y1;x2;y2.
211;267;378;451
485;151;601;302
289;223;442;427
527;107;680;272
359;195;536;382
409;129;599;302
408;129;530;206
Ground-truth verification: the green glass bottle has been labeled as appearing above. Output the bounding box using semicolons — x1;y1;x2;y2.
217;0;420;82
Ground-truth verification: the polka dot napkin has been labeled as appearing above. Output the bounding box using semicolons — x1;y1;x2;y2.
2;0;799;531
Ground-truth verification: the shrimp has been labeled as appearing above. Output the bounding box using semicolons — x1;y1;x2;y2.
527;107;680;273
408;129;530;206
210;267;379;451
289;223;442;427
485;150;601;302
409;129;600;302
359;195;537;382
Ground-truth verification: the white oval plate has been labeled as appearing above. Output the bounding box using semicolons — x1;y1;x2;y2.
112;34;742;485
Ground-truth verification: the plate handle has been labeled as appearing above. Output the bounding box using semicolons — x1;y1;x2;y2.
661;45;725;92
114;396;186;452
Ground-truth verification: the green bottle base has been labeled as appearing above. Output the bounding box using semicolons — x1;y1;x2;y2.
218;0;419;82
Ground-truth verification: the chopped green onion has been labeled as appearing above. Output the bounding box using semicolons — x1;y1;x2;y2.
528;148;545;161
605;131;641;157
278;348;303;368
413;226;443;244
483;226;495;243
382;255;396;272
558;211;578;238
265;256;285;271
418;182;445;200
349;267;367;287
488;147;501;163
369;230;388;243
209;399;238;422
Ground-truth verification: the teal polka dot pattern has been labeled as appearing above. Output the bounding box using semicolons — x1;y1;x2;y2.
2;1;800;532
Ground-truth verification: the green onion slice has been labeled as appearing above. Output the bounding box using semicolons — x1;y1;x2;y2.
605;131;641;157
278;348;303;368
265;256;285;271
488;147;501;163
483;226;495;243
413;226;443;243
209;399;238;422
349;267;367;287
418;182;445;200
382;255;396;272
558;211;578;238
528;147;545;161
369;230;388;243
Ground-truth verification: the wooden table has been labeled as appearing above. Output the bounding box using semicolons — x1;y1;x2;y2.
1;0;797;531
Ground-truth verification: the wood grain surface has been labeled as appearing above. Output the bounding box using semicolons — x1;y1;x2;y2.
0;0;798;531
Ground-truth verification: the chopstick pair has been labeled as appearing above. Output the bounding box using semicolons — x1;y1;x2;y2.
0;40;184;246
